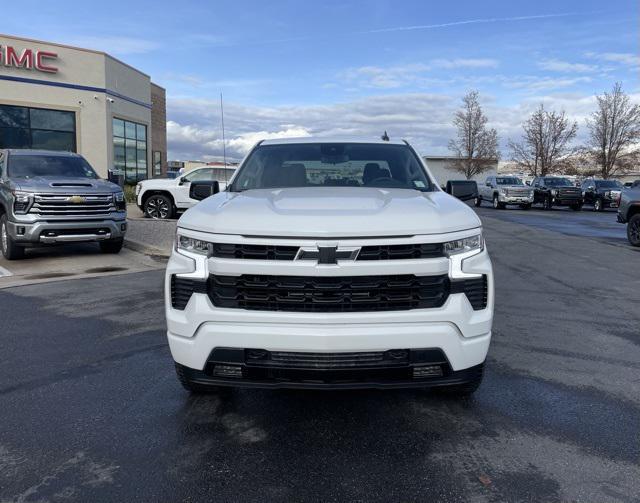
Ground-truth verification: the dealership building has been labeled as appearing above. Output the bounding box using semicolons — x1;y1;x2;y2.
0;33;167;182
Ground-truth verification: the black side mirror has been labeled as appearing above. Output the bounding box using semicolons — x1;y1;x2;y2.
446;180;478;201
189;180;220;201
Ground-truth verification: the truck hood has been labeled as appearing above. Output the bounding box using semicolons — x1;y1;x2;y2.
11;177;121;194
139;178;177;190
178;187;482;237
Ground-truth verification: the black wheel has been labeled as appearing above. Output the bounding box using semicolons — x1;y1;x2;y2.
627;214;640;247
144;194;174;219
434;368;484;398
520;203;531;210
474;196;482;207
0;214;25;260
492;194;503;210
174;362;228;395
99;238;124;254
543;196;553;210
570;203;582;211
593;198;603;212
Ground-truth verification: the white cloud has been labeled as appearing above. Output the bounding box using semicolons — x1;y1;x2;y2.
431;58;499;69
62;36;160;55
537;58;598;73
586;52;640;66
166;90;640;162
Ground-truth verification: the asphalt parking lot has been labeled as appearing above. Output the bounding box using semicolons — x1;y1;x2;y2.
0;207;638;502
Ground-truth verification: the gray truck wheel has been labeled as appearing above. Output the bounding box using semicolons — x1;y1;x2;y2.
627;214;640;247
0;215;25;260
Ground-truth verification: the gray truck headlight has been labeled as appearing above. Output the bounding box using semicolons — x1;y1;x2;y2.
12;190;32;214
443;233;483;256
176;233;210;255
113;191;126;210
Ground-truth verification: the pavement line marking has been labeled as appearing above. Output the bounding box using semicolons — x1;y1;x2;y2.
0;265;14;278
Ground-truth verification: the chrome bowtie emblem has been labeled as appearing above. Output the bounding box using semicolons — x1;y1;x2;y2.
296;245;360;264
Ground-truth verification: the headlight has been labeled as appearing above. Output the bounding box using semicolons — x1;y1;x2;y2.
550;189;558;196
499;188;506;195
529;190;534;197
135;183;142;196
12;190;32;214
113;191;126;210
443;233;483;256
176;233;210;255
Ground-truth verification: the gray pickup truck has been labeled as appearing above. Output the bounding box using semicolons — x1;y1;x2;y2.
617;184;640;246
0;149;127;260
475;175;534;210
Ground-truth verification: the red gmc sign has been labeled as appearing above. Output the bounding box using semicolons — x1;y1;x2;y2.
0;45;58;73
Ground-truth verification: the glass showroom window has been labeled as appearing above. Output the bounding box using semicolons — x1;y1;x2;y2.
0;104;76;151
153;151;162;176
113;118;148;183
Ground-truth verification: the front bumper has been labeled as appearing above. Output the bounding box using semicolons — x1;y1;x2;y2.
551;197;582;206
498;194;533;204
165;234;494;376
7;215;127;244
177;348;485;389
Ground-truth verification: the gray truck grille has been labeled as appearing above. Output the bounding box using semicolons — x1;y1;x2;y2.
29;193;116;216
505;188;529;196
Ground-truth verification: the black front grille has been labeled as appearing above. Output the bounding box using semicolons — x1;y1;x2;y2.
40;228;110;237
170;274;488;312
171;276;207;310
263;350;408;369
208;242;445;261
208;274;450;312
211;243;299;260
356;243;443;260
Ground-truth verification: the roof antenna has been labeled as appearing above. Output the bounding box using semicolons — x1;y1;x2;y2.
220;92;228;186
381;131;390;141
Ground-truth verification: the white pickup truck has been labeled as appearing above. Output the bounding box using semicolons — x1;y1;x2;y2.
135;166;228;219
165;138;494;396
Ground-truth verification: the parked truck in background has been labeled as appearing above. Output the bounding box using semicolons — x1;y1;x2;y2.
136;166;228;219
0;149;127;260
617;184;640;246
475;176;534;210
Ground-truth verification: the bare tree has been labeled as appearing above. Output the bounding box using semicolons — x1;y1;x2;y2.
447;91;499;179
586;82;640;179
508;104;578;176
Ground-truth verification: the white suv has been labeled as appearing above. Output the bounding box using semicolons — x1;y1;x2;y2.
165;138;494;396
135;166;228;219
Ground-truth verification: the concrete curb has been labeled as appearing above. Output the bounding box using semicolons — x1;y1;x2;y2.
124;238;171;258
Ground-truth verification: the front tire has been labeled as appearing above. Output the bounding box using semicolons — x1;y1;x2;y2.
99;238;124;254
492;195;504;210
144;194;174;219
627;214;640;247
543;196;553;210
0;215;25;260
593;198;603;212
474;196;482;207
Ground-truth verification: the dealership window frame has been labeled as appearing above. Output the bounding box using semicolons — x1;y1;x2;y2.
113;117;148;183
153;150;162;176
0;104;77;152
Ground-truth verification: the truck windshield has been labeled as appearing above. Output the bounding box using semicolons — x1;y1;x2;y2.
496;177;522;185
8;155;99;179
230;143;434;192
544;178;572;186
596;180;622;189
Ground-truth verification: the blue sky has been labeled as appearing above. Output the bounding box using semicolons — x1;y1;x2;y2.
3;0;639;160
